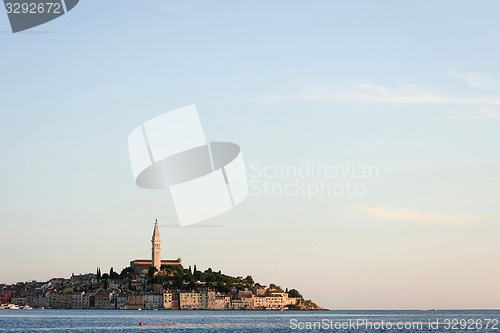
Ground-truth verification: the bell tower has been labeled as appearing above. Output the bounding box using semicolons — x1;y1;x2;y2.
151;219;161;270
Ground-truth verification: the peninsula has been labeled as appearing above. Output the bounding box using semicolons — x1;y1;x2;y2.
0;221;322;311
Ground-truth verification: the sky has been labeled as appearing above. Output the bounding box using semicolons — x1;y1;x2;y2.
0;1;499;310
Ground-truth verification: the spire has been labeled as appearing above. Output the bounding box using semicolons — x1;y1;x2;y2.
152;219;161;269
152;219;160;239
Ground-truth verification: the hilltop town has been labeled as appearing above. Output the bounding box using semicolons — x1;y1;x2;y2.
0;222;322;311
0;268;321;310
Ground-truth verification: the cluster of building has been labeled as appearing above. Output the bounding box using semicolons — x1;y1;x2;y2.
0;275;300;310
0;221;304;311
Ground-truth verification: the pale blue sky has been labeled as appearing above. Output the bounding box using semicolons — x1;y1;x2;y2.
1;1;499;309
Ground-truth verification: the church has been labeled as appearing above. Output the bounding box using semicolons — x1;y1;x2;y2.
130;220;182;272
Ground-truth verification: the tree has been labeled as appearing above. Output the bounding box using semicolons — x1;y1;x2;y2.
288;289;303;298
96;267;101;282
147;266;157;280
174;274;184;290
216;281;230;294
244;275;254;285
108;267;120;280
120;267;134;278
269;283;284;292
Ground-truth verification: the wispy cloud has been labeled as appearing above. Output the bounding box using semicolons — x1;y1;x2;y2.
361;207;492;226
259;81;500;107
256;72;500;123
451;72;500;92
480;108;500;119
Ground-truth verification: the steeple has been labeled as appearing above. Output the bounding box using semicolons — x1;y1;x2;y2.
151;219;161;270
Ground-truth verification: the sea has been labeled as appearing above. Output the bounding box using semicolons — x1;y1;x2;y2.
0;310;498;333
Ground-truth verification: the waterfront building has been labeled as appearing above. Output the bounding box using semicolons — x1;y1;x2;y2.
82;293;90;309
67;292;84;309
240;296;254;309
179;291;202;310
94;291;112;309
114;292;130;310
265;295;285;309
126;293;144;310
163;291;173;309
207;292;231;310
11;297;26;306
144;293;163;309
48;291;60;309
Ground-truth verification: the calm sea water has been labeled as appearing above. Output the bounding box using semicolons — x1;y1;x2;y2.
0;310;498;333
